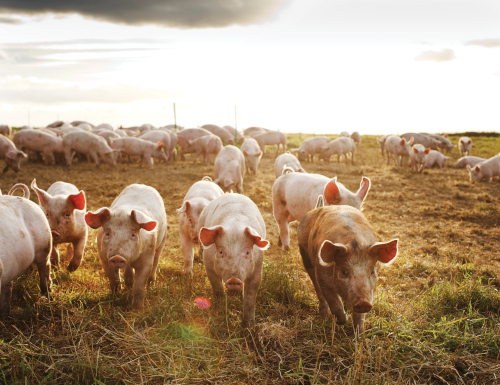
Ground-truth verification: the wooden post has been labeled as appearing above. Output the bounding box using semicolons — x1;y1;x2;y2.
173;102;177;130
234;105;238;144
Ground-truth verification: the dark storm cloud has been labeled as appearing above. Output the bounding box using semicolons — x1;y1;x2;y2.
0;0;287;28
465;38;500;48
415;49;455;63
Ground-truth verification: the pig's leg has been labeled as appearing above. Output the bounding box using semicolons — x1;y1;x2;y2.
124;265;134;288
0;281;13;314
50;245;60;268
131;263;152;311
100;256;120;293
352;312;366;334
299;246;331;317
236;181;244;194
64;148;73;166
149;236;166;283
203;249;224;297
274;203;292;251
89;151;99;168
242;256;263;328
203;151;210;166
146;156;154;169
192;149;201;165
67;237;86;272
180;232;195;275
316;270;347;324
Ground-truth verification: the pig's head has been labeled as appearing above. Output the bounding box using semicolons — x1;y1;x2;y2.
411;145;429;163
400;138;413;156
323;177;370;210
243;150;262;172
318;238;398;313
85;208;157;268
298;150;307;161
32;179;86;243
199;224;269;291
429;139;441;150
4;149;27;173
177;198;207;242
467;164;484;182
214;178;236;193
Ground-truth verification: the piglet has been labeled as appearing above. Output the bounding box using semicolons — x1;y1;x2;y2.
240;138;263;173
459;137;472;157
455;156;485;169
177;176;224;274
274;153;306;178
467;155;500;183
32;179;87;272
198;193;269;327
0;184;52;314
0;135;27;173
85;184;167;311
384;135;413;166
272;173;370;251
409;144;430;172
110;137;167;168
422;150;450;170
213;145;246;193
298;205;398;333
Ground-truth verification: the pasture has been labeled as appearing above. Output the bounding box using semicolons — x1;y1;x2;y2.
1;133;499;384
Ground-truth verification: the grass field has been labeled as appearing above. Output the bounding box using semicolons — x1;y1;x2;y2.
1;133;499;384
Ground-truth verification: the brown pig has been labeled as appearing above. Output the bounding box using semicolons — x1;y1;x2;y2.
297;205;398;333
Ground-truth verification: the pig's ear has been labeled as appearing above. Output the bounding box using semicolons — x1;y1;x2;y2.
400;139;405;146
324;177;342;205
243;150;248;156
67;191;86;210
31;179;51;207
318;240;348;267
157;140;164;149
315;195;325;209
369;239;398;264
468;140;471;144
176;200;191;214
356;177;370;202
425;148;431;154
257;152;262;157
408;137;414;146
245;227;269;250
460;139;463;144
413;147;418;153
199;225;224;247
131;210;157;231
475;165;481;171
85;207;111;229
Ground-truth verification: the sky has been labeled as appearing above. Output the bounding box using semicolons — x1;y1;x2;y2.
1;0;500;135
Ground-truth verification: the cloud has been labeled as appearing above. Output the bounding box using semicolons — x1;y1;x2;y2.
0;16;21;24
465;38;500;48
415;49;455;63
0;0;287;28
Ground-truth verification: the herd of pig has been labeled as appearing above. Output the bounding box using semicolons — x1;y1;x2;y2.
0;122;496;334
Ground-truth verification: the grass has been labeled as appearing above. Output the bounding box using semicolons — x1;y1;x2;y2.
1;132;500;384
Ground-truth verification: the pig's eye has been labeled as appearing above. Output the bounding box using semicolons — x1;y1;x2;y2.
188;218;193;223
131;232;136;238
371;270;376;277
46;213;49;218
341;269;349;278
105;231;110;237
218;250;223;257
64;212;71;217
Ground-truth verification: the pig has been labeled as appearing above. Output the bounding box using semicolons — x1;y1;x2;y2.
274;152;306;178
0;125;11;137
401;133;440;150
76;123;93;131
243;126;270;138
319;137;356;164
177;128;214;160
213;145;246;193
409;144;430;172
350;131;361;147
222;125;245;145
240;138;263;173
71;121;95;129
339;131;350;137
95;123;115;131
455;156;485;169
253;130;287;155
98;130;122;145
297;204;398;333
0;135;27;173
423;134;455;152
201;124;235;145
384;135;413;167
459;137;472;156
188;135;223;165
177;176;224;275
272;173;371;251
138;123;156;133
0;185;52;314
377;135;390;156
466;155;500;183
139;130;172;161
198;193;269;327
85;184;167;311
62;131;118;168
59;126;83;135
110;137;167;168
46;120;65;128
296;136;330;162
31;179;87;272
13;130;64;165
422;150;450;169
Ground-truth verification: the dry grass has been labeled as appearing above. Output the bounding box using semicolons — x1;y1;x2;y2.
1;133;499;384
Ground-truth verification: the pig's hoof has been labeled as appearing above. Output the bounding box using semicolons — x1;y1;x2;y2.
282;245;289;252
333;314;347;325
67;263;78;273
278;238;282;247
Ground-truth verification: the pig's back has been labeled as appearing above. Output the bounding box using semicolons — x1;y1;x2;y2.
112;184;166;224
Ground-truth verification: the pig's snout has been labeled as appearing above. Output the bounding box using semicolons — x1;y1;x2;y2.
109;256;127;269
225;278;243;291
51;230;61;241
353;301;373;313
